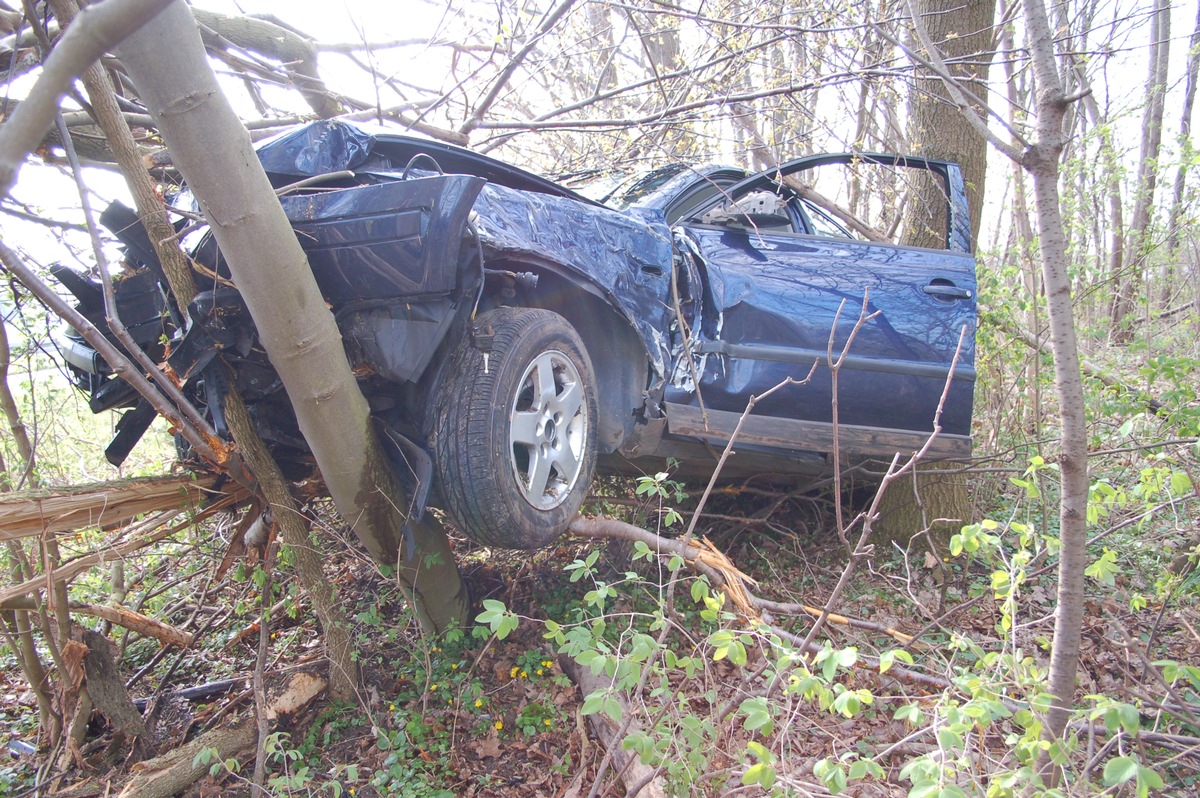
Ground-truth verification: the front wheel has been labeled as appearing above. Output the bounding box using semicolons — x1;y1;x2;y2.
431;307;597;548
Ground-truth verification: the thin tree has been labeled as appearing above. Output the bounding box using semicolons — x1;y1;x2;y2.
1109;0;1171;341
901;0;1092;780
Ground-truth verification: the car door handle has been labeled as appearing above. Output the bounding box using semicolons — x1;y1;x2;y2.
923;283;973;300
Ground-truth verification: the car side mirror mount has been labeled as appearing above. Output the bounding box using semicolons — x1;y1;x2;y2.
698;191;791;228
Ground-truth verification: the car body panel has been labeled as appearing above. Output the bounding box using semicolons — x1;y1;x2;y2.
58;120;977;485
667;226;975;437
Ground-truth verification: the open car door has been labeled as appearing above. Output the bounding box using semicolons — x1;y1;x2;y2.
665;153;976;460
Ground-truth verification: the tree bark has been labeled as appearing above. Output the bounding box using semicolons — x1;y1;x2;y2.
1020;0;1092;776
904;0;997;249
881;0;996;536
115;1;468;632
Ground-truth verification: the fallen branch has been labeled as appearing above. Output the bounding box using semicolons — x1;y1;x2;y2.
0;597;193;647
117;671;325;798
569;516;917;643
0;474;243;542
559;655;667;798
0;491;244;605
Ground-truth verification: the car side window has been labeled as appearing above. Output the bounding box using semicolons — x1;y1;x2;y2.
796;198;856;239
666;178;743;225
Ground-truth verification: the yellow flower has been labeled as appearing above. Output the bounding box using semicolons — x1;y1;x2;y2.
519;670;528;679
431;683;439;690
536;669;543;676
510;666;519;678
543;719;551;726
494;720;503;730
541;660;552;668
349;790;355;796
389;704;395;711
451;663;459;669
474;699;483;708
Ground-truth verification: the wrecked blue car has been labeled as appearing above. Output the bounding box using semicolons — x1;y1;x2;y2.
58;120;976;549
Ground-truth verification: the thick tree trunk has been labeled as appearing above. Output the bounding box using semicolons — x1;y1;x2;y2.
880;0;996;535
872;467;971;553
904;0;997;249
115;1;468;631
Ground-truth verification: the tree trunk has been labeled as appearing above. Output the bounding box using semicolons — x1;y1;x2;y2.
0;320;36;489
1109;0;1170;341
115;1;468;632
1021;0;1092;778
871;467;971;554
879;0;997;536
224;390;359;701
904;0;997;249
1164;4;1200;301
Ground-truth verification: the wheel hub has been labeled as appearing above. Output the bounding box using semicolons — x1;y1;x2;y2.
509;349;588;511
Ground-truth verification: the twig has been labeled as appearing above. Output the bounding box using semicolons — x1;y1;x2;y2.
0;0;175;196
252;539;277;794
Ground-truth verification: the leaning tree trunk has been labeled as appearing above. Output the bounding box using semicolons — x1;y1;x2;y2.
48;0;362;700
116;1;469;632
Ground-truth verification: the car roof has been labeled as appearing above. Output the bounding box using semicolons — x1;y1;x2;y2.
254;120;601;205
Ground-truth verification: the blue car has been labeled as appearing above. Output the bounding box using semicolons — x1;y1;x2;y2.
58;121;976;549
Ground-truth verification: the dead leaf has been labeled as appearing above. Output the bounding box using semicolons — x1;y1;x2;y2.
474;733;502;759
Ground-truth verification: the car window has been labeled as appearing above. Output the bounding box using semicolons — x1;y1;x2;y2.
784;161;956;249
796;198;855;239
665;176;744;225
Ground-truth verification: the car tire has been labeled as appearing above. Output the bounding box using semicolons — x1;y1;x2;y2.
431;307;597;549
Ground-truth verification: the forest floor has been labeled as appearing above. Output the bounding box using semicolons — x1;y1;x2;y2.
1;470;1199;797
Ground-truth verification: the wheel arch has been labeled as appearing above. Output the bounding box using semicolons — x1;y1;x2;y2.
483;260;650;455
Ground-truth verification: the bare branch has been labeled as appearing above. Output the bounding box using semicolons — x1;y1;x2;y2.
458;0;579;135
0;0;174;197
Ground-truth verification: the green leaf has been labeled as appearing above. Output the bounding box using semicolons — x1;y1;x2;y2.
740;696;774;734
894;703;924;725
813;758;847;793
1084;547;1120;586
742;762;773;788
1137;765;1164;797
1102;756;1139;787
580;690;606;716
936;728;964;751
879;648;914;673
1117;702;1141;734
